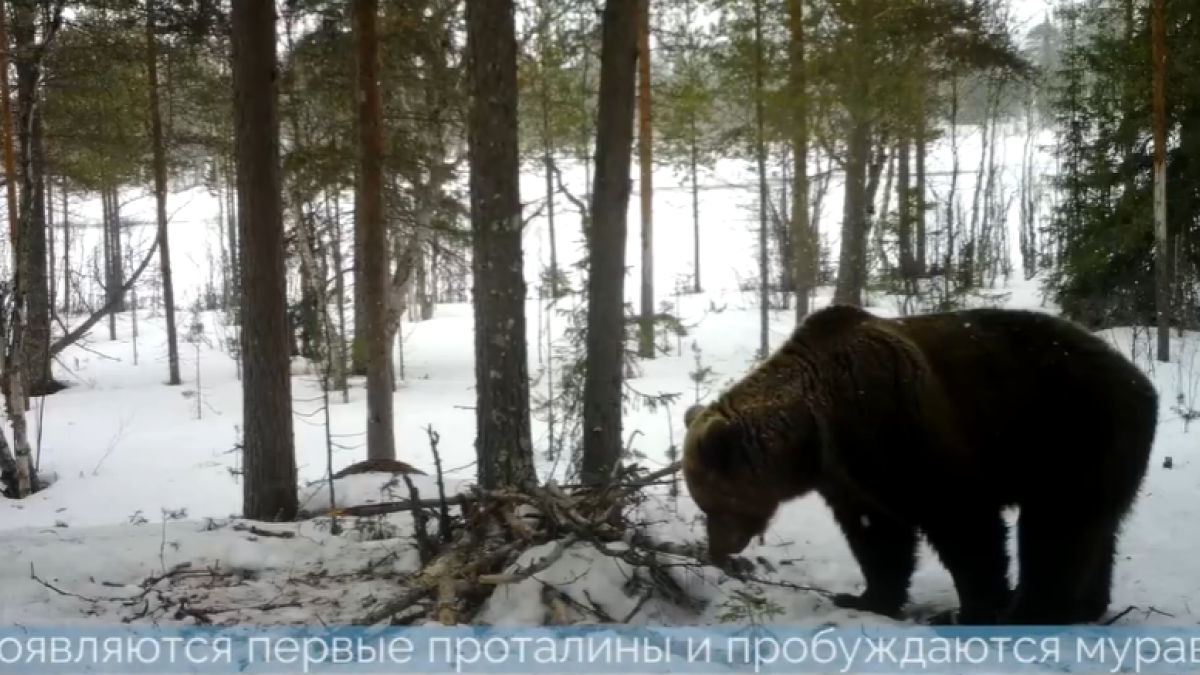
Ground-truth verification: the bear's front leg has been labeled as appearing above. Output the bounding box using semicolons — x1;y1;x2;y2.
823;492;920;620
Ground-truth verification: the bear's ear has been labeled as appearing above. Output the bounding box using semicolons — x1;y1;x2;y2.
695;415;740;476
683;404;705;428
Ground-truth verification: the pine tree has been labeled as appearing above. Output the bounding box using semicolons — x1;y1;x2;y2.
465;0;537;490
232;0;298;521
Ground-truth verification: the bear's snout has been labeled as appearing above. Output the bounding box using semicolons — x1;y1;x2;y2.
705;511;767;565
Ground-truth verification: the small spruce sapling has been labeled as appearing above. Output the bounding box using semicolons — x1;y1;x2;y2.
226;426;243;484
158;507;189;574
663;341;719;504
1171;339;1199;432
655;299;689;357
688;341;717;405
664;404;680;502
184;299;208;419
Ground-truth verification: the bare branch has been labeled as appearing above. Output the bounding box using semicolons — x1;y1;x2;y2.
49;239;160;358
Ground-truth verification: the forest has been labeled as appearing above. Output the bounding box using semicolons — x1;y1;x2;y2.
0;0;1193;633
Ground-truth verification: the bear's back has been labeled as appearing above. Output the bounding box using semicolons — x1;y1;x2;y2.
883;307;1157;497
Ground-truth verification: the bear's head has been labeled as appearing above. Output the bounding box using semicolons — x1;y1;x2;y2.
682;403;795;567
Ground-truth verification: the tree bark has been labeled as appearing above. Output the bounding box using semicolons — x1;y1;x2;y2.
0;0;33;498
898;134;916;284
351;172;366;377
330;195;350;398
225;152;240;316
103;187;122;340
832;1;874;308
787;0;812;320
465;0;537;491
580;0;639;485
636;0;654;359
1151;0;1169;360
537;0;560;299
353;0;394;461
690;117;701;294
753;0;770;352
60;181;69;315
231;0;298;521
46;177;53;320
833;115;871;307
146;0;181;385
102;188;116;339
915;56;927;275
13;0;51;396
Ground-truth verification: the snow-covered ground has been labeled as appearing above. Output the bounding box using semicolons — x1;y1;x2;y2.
5;278;1197;629
1;124;1196;630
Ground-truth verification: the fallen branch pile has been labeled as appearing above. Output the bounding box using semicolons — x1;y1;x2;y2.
28;432;840;627
342;460;721;626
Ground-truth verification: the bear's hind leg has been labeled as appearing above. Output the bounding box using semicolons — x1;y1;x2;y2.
1004;507;1116;625
1073;529;1117;623
825;494;919;620
920;507;1012;625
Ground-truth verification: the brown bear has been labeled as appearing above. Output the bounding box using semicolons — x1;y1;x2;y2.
682;303;1158;625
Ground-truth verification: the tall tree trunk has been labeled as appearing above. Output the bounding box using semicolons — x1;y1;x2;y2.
231;0;298;521
776;148;793;300
538;0;560;299
636;0;654;359
60;181;69;315
1151;0;1169;361
898;134;916;286
753;0;770;354
329;190;350;399
577;11;593;199
0;0;33;497
832;3;873;308
580;0;639;486
978;84;1003;285
873;143;895;274
0;0;16;264
46;177;53;319
225;152;240;316
415;248;432;320
865;143;886;238
107;187;125;313
690;114;701;294
1019;94;1037;279
351;168;366;376
215;160;229;312
146;0;181;385
787;0;811;319
353;0;394;461
103;188;117;340
127;225;139;363
429;234;441;305
966;86;992;291
914;53;928;276
833;117;871;307
13;0;50;397
282;14;325;368
945;71;961;291
466;0;537;490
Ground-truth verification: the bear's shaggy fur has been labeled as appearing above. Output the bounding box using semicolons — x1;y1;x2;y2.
682;304;1158;625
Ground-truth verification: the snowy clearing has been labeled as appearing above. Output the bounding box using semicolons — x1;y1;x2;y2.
5;280;1196;630
2;135;1197;632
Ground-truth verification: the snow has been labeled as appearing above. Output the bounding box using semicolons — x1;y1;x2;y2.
3;122;1197;633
